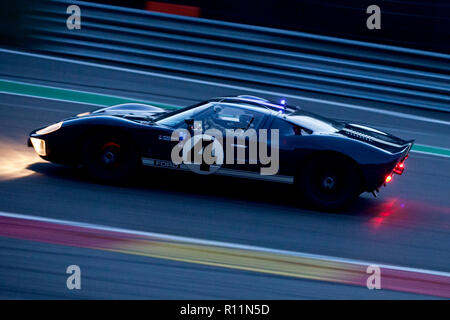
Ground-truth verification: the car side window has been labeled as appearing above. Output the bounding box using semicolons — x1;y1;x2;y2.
196;104;265;133
271;117;296;136
157;102;213;128
270;117;310;136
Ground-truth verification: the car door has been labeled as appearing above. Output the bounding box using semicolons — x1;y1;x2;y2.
267;116;311;177
197;103;268;175
147;102;214;165
151;102;269;176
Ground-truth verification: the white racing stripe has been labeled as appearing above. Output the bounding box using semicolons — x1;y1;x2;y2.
1;48;449;126
142;157;294;183
0;210;449;278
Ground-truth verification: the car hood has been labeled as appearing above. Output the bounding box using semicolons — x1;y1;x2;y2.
77;103;169;122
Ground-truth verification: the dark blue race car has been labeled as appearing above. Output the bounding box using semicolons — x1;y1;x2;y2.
29;95;413;210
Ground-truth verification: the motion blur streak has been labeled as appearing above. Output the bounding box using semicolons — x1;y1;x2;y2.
0;139;42;181
0;79;176;110
1;212;449;298
2;48;449;126
1;78;448;157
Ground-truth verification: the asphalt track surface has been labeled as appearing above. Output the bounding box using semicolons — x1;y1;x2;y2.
0;49;449;299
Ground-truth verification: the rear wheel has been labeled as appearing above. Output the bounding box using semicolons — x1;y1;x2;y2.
297;154;361;210
82;135;140;183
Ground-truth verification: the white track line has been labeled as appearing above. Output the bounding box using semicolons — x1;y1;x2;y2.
1;48;449;126
1;210;449;278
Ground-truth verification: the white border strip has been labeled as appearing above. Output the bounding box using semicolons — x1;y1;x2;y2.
1;210;449;278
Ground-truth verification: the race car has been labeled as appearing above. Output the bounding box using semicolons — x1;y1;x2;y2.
28;95;413;210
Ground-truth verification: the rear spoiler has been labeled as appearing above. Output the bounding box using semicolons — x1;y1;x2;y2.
400;140;415;160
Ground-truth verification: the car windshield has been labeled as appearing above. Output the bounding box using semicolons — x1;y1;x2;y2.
154;101;212;127
286;110;344;133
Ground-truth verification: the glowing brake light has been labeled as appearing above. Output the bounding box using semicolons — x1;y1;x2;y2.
393;161;405;175
385;175;392;183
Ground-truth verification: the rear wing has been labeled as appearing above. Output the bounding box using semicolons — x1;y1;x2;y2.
400;140;415;161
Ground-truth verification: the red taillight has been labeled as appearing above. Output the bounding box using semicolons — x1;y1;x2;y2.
393;161;405;175
385;175;392;183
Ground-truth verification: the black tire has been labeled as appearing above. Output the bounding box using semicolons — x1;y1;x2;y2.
297;153;361;210
82;134;140;183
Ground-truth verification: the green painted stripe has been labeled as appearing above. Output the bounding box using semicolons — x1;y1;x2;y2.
0;79;177;110
1;79;449;158
411;144;450;157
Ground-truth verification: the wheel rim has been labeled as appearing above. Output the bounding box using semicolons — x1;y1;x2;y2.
99;142;121;168
322;176;336;190
310;168;346;201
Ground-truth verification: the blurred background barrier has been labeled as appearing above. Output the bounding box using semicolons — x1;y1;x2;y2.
2;0;450;112
56;0;450;54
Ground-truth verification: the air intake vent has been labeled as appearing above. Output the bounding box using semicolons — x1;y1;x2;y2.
341;128;374;142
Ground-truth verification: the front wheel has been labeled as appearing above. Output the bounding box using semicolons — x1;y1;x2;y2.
82;135;140;183
297;154;362;210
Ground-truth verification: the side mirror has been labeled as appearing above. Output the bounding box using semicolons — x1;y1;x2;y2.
239;114;254;130
185;118;194;134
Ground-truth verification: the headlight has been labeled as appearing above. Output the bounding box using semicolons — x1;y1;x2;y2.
30;138;46;156
36;122;63;135
77;112;90;117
